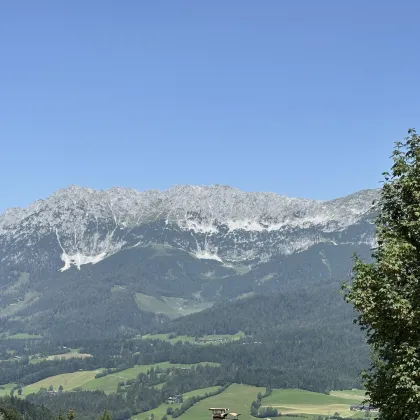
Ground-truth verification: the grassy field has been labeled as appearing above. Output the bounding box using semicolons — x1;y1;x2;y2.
331;389;366;398
80;362;219;393
141;332;244;345
20;370;100;396
132;386;221;420
134;293;213;319
4;333;42;340
174;384;265;420
14;361;221;397
29;348;92;364
141;386;366;420
196;332;244;344
140;333;197;344
0;292;40;317
261;389;366;418
46;350;92;361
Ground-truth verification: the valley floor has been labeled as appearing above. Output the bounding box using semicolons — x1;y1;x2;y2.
128;383;367;420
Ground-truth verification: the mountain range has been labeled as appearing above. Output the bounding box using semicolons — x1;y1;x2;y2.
0;185;379;339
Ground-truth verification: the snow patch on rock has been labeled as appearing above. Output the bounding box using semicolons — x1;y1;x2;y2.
0;184;379;270
60;252;107;271
193;249;223;262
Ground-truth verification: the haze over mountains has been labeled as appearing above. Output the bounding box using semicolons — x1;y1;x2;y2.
0;185;379;339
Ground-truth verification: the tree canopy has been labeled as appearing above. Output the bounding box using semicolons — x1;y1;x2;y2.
344;129;420;419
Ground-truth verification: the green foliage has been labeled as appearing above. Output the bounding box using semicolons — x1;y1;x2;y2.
250;387;278;418
344;129;420;419
0;406;21;420
0;395;55;420
98;410;112;420
67;409;76;420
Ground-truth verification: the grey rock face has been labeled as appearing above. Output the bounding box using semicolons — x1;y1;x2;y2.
0;185;379;272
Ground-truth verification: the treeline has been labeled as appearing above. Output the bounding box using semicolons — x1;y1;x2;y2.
27;391;127;420
0;396;113;420
0;395;55;420
0;357;99;386
0;338;71;361
170;384;230;418
0;337;166;387
250;388;279;418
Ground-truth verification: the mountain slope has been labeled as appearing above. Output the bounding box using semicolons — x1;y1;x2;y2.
0;185;379;339
157;282;363;338
0;185;378;271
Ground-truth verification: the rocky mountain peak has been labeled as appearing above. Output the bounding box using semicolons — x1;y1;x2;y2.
0;185;380;272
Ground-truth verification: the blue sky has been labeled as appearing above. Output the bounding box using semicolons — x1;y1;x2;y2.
1;0;419;212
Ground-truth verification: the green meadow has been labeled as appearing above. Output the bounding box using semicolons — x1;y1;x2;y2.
132;386;221;420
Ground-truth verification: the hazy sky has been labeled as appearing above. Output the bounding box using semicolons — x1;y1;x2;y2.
1;0;419;212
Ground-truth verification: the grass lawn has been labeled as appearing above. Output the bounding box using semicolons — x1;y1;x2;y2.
132;386;221;420
175;384;265;420
20;370;100;396
82;362;219;394
262;389;365;417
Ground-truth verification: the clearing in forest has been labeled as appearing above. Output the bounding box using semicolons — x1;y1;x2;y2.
81;361;219;393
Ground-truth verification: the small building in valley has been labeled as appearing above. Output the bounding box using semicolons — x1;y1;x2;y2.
167;395;182;404
209;408;229;420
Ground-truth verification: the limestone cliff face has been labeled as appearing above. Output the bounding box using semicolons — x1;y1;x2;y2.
0;185;379;272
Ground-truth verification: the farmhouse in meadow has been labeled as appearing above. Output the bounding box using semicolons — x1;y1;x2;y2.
166;395;182;404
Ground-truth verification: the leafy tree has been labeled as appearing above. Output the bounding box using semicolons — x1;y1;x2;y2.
17;388;22;396
99;410;112;420
67;408;76;420
0;407;21;420
58;385;64;393
344;129;420;419
48;385;54;392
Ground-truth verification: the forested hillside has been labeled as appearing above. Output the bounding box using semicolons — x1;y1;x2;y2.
158;282;362;337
